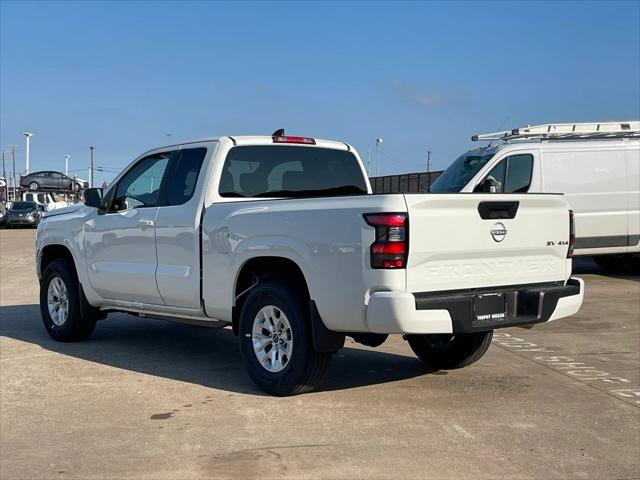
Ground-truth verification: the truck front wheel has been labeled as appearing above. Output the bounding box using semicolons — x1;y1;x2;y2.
40;259;97;342
406;331;493;370
238;282;331;396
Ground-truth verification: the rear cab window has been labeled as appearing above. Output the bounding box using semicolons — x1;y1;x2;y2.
165;148;207;206
219;145;368;198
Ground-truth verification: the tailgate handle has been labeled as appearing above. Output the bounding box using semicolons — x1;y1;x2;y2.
478;201;519;220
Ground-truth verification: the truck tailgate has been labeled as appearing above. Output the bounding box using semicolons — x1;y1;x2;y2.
404;194;570;293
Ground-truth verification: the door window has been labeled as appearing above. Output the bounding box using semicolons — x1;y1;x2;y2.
478;154;533;193
165;148;207;206
111;152;173;211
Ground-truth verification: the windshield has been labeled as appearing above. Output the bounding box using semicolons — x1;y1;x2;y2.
429;152;495;192
10;202;36;211
219;146;368;198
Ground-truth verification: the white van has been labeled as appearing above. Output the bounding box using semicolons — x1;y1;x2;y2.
429;121;640;269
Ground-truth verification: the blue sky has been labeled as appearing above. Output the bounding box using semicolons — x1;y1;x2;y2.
1;0;639;185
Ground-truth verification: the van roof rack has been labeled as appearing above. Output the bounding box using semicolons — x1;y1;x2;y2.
471;121;640;142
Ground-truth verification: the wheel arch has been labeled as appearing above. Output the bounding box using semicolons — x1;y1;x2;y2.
232;255;344;352
38;242;105;319
233;256;310;332
39;244;76;280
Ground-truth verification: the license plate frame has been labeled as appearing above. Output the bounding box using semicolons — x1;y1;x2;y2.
473;292;507;326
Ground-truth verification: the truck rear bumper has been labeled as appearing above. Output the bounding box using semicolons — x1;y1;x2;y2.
366;277;584;334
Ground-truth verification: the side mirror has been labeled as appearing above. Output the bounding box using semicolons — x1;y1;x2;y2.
474;178;500;193
84;188;103;208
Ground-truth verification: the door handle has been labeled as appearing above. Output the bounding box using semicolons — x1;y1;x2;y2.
137;219;155;230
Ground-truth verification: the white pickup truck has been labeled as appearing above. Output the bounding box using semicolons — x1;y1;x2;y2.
36;132;584;395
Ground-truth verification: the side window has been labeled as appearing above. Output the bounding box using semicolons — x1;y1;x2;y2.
112;152;173;211
165;148;207;206
482;161;506;192
504;154;533;193
51;172;63;178
479;154;533;193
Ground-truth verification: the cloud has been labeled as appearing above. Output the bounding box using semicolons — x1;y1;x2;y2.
391;82;468;110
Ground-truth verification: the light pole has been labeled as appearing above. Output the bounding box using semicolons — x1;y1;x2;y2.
375;138;383;176
89;146;94;188
8;144;17;200
427;150;432;174
64;155;70;177
1;150;6;201
23;132;33;175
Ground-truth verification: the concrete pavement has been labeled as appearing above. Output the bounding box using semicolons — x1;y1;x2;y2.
1;228;638;479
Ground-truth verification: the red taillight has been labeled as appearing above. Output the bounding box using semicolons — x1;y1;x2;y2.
272;136;316;145
363;213;408;269
567;210;575;258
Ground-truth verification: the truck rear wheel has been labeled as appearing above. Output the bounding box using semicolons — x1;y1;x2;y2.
406;331;493;370
40;258;97;342
238;281;331;396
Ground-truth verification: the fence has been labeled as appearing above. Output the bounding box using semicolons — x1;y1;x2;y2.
369;170;442;194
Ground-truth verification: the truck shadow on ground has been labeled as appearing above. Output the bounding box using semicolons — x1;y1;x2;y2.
572;257;640;280
0;304;429;395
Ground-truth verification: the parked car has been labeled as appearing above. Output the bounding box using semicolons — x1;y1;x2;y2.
4;201;41;227
22;192;70;212
0;203;6;226
429;121;639;270
35;132;583;395
74;177;89;190
20;171;82;192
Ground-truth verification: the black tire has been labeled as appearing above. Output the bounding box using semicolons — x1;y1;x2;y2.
238;281;331;396
29;181;39;191
40;258;97;342
407;330;494;370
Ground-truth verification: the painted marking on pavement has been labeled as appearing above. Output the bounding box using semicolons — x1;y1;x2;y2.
493;332;639;406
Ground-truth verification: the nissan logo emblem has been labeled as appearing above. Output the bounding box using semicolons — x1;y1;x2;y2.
490;222;507;242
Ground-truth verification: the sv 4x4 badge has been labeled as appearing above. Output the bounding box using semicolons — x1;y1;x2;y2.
547;240;569;246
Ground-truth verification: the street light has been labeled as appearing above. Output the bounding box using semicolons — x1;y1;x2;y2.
23;132;33;175
1;150;7;201
64;155;70;177
89;146;94;188
375;138;383;176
